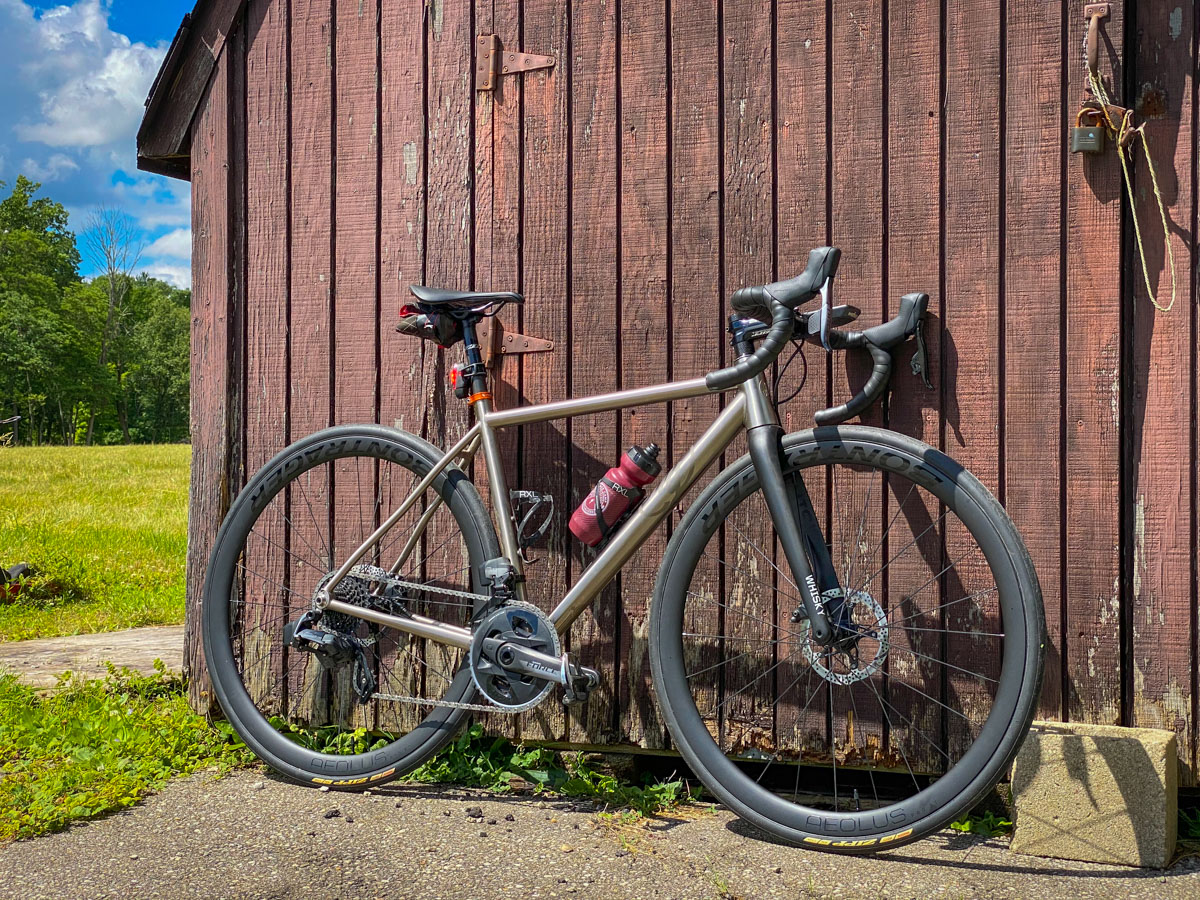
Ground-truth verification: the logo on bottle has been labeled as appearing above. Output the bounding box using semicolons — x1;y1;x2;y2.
580;482;612;516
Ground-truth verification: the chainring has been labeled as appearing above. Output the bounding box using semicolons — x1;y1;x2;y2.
469;601;562;712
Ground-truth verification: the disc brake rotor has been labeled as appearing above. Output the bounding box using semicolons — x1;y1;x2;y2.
800;589;890;685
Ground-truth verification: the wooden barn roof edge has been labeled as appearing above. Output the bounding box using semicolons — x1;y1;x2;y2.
137;0;247;181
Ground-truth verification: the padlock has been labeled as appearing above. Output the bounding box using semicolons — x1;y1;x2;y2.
1071;108;1106;154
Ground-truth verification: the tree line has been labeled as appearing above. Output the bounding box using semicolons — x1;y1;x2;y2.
0;177;190;446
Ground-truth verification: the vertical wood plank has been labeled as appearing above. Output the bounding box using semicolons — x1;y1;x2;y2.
1064;0;1123;728
880;0;943;772
1128;0;1195;782
1003;0;1064;724
242;0;291;718
287;0;335;723
829;0;886;766
721;0;775;753
774;0;829;760
668;0;722;751
380;0;431;439
471;0;522;743
376;0;432;738
942;0;1004;760
519;0;571;743
471;0;521;543
424;0;477;706
329;0;381;726
186;41;235;716
569;0;620;745
616;0;670;748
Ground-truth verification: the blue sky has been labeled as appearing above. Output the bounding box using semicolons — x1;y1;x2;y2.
1;1;196;285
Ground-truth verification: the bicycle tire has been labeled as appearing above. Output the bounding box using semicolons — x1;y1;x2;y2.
203;424;500;789
650;425;1044;852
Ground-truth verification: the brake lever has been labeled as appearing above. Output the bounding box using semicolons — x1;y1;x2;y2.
910;315;933;389
818;277;834;350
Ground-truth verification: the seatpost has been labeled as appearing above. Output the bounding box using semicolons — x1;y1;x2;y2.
460;319;489;396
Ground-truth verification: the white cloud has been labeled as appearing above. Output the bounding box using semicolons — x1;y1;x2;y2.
144;227;191;260
18;152;79;182
142;261;191;289
14;0;165;149
0;1;190;282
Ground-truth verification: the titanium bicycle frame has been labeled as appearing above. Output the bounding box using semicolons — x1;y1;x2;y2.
314;321;840;678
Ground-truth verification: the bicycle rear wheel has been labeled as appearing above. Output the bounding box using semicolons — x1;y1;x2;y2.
203;425;500;788
650;426;1043;851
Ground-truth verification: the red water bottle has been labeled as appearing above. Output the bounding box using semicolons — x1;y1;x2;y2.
569;444;662;548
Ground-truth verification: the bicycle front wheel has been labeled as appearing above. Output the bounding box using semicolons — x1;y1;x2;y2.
650;426;1044;852
203;425;500;789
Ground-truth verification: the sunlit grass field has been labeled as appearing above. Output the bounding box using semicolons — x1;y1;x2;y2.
0;445;189;642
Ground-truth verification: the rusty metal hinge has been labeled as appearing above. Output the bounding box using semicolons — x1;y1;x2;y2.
476;34;555;92
476;317;554;369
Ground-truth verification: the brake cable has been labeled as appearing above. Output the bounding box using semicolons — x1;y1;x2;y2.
772;338;809;408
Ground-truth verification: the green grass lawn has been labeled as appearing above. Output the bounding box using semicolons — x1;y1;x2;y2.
0;445;189;642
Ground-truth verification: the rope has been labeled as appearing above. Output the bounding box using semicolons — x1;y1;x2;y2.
1087;68;1177;312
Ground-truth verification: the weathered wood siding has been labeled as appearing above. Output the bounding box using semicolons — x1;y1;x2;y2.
186;0;1199;779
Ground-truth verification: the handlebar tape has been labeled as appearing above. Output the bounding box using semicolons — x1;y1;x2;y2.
705;300;795;391
813;293;930;425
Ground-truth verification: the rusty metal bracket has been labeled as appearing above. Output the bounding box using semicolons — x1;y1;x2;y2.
1084;4;1110;75
476;34;554;92
475;317;554;368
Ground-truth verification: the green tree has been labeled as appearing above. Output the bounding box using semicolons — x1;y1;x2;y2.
0;178;189;446
0;176;81;288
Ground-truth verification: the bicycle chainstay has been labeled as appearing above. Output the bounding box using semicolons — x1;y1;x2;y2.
333;566;526;714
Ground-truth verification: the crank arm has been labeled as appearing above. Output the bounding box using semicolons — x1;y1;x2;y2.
482;637;570;686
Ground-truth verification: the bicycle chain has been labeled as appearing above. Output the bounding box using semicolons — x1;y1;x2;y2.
337;567;522;713
369;692;522;713
338;565;491;606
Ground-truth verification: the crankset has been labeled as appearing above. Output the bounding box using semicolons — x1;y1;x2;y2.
285;559;600;712
468;600;601;711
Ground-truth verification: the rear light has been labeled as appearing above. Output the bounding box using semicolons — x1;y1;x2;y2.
399;304;420;317
449;365;462;388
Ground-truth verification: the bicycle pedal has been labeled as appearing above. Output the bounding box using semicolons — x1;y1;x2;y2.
562;662;600;705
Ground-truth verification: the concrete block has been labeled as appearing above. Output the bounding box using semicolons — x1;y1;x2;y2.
1010;720;1178;868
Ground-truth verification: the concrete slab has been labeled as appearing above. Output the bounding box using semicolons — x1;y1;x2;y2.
0;626;184;689
2;770;1199;899
1011;720;1179;868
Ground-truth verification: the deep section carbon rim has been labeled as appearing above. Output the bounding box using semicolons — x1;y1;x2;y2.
652;428;1042;850
203;426;499;786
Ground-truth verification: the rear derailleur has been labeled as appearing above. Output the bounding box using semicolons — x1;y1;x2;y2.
283;565;409;705
283;610;378;704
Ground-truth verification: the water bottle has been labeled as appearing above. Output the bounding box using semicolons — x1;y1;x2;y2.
569;444;662;548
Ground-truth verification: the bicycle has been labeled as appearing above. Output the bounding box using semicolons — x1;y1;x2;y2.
203;247;1044;853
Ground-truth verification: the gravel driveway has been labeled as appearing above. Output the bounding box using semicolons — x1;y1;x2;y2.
2;770;1198;900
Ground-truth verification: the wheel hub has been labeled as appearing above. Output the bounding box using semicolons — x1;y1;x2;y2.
312;565;408;642
469;602;561;711
799;588;889;685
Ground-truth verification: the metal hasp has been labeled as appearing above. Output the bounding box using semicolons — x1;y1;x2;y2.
1084;4;1110;74
476;34;555;92
475;317;554;368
